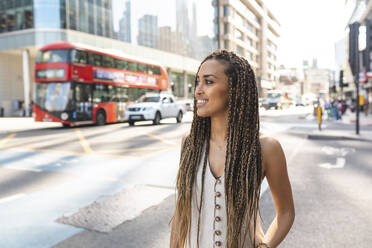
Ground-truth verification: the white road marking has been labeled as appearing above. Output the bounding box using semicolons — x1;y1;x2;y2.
321;146;355;156
0;193;25;204
319;157;346;169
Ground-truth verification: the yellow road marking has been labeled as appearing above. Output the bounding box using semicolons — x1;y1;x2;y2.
0;193;25;204
145;133;177;145
0;146;135;159
0;133;16;147
0;131;179;160
141;146;178;159
74;128;93;154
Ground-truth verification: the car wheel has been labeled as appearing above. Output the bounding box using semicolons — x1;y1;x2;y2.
128;121;135;126
176;111;183;123
96;110;106;126
153;112;161;125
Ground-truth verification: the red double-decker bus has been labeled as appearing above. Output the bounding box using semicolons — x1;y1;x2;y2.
33;41;169;127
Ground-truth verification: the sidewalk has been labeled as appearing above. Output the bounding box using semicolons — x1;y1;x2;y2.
305;110;372;142
341;109;372;126
0;117;60;134
307;129;372;142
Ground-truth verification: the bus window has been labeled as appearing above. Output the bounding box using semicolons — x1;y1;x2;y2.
138;63;148;73
127;61;138;72
116;86;128;102
93;84;105;102
108;85;116;101
89;53;102;67
149;66;161;75
93;84;110;102
103;55;114;68
72;50;88;64
115;59;128;70
36;49;70;63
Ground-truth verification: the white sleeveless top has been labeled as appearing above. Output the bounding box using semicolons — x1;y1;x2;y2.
185;147;255;248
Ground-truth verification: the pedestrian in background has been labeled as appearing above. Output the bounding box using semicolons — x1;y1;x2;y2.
170;50;295;248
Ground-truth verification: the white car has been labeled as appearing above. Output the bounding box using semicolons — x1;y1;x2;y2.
125;93;185;126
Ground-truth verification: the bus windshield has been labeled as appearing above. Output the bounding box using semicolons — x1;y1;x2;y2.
35;82;73;111
36;49;70;63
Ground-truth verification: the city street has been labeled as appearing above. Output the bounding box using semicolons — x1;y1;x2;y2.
0;108;371;248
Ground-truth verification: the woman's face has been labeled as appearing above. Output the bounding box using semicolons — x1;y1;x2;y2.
195;59;229;118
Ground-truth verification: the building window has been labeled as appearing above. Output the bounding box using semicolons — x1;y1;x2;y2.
88;1;95;34
224;40;229;49
78;0;86;32
236;29;243;40
224;22;229;34
247;37;252;46
236;46;244;56
236;14;244;27
69;0;77;30
223;5;229;17
245;21;254;33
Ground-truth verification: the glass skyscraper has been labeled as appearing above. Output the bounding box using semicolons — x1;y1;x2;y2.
0;0;113;38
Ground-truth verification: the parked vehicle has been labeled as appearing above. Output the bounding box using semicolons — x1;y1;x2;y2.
263;90;282;110
178;99;194;112
125;93;185;126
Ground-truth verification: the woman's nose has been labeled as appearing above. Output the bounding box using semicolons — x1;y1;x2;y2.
195;84;203;95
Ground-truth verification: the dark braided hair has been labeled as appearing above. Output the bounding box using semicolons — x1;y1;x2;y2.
172;50;262;248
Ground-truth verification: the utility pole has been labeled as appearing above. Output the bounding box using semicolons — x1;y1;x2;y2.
348;22;360;134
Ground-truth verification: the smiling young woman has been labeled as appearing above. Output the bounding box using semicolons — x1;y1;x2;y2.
170;50;295;248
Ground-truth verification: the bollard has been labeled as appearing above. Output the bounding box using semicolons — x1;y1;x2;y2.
317;105;322;131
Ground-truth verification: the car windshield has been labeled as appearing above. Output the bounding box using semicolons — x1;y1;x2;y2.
36;49;71;63
138;96;160;103
34;82;73;111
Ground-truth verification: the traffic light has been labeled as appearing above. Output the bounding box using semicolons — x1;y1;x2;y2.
339;70;344;88
349;22;360;76
339;70;349;88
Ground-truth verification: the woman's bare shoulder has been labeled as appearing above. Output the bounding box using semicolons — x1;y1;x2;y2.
260;135;284;167
259;134;282;154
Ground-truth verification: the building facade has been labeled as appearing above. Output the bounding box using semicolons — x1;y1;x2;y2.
213;0;280;96
137;14;158;49
0;0;113;38
348;0;372;113
0;0;202;117
119;0;131;43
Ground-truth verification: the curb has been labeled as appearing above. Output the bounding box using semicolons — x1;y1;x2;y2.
307;134;372;143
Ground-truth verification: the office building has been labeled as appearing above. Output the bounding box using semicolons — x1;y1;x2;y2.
213;0;280;95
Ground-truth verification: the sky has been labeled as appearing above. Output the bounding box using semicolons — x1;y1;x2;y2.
265;0;351;70
112;0;214;43
111;0;351;70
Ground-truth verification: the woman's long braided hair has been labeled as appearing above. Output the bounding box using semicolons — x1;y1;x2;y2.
172;50;262;248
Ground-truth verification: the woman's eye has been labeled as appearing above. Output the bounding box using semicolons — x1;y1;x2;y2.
206;80;213;85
